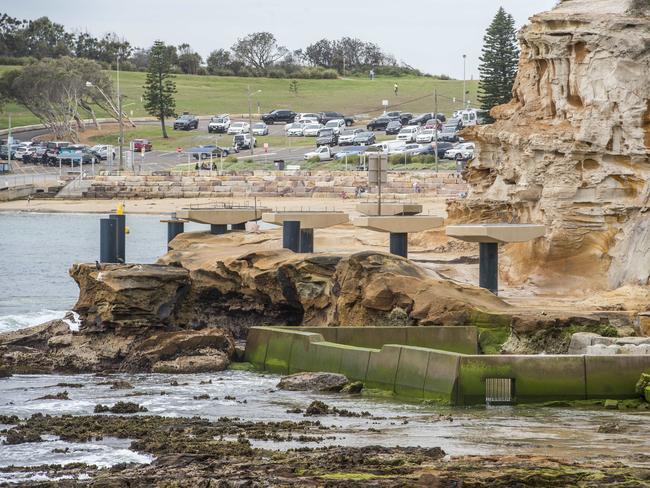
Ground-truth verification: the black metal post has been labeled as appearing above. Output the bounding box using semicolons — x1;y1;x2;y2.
299;228;314;253
389;232;408;258
100;218;117;263
109;214;125;263
283;220;300;252
479;242;499;295
210;224;227;235
167;220;185;249
231;222;246;230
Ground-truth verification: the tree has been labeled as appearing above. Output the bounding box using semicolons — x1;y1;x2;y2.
143;40;177;138
206;48;232;74
5;57;109;140
177;43;202;74
477;7;520;112
231;32;287;71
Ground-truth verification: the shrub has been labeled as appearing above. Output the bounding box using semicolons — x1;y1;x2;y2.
267;67;288;78
196;66;208;76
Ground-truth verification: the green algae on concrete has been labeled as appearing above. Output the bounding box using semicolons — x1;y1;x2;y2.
586;356;650;399
338;344;373;382
423;350;461;403
365;345;402;390
393;346;431;398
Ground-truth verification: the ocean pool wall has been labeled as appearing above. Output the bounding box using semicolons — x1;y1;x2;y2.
245;326;650;405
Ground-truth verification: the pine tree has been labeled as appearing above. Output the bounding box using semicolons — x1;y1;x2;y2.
143;40;176;138
477;7;519;113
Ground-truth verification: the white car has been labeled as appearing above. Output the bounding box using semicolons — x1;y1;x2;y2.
304;145;334;161
397;125;422;143
208;115;230;133
296;116;319;124
324;119;346;135
286;123;305;136
302;123;324;137
295;112;320;122
338;128;363;145
251;122;269;136
416;129;439;144
90;144;115;160
227;122;250;135
14;146;29;160
444;142;475;160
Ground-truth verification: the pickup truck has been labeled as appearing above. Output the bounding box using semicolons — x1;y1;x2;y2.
318;111;354;127
261;109;297;124
173;113;199;130
304;145;336;161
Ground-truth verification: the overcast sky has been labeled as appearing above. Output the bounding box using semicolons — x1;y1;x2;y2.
6;0;557;78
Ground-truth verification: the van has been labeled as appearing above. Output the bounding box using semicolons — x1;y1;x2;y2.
372;140;406;154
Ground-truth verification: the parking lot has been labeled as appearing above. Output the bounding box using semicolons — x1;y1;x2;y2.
2;112;472;186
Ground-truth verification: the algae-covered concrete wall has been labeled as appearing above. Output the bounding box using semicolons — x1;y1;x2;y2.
245;326;650;405
295;326;478;354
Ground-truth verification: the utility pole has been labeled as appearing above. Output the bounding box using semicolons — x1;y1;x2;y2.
462;54;467;110
247;85;253;157
434;89;439;173
7;114;11;169
117;54;124;172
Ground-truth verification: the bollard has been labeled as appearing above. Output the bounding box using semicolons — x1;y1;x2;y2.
389;232;408;258
167;220;185;249
299;228;314;253
282;221;300;252
109;214;126;263
231;222;246;230
210;224;227;235
100;218;118;263
479;242;499;295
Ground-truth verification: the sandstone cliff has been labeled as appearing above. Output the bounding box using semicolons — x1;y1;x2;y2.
448;0;650;291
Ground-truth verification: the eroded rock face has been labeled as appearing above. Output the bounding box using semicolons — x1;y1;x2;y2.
448;0;650;290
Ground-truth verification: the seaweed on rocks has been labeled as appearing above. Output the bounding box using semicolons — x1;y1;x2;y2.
94;402;148;414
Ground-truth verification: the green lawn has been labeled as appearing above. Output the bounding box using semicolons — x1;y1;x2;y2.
0;65;478;131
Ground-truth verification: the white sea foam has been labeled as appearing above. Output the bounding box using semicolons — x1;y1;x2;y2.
0;310;67;333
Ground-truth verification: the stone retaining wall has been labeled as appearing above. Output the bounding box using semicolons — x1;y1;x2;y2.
80;171;468;199
245;326;650;405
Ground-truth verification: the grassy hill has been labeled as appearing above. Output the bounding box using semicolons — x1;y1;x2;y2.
0;66;479;131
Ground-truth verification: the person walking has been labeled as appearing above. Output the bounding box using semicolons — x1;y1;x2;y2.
393;83;399;96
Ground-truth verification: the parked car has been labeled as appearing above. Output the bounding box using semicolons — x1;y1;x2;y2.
286;122;306;137
227;122;250;135
425;118;443;130
416;129;439;144
252;122;269;136
334;145;368;160
444;142;475;160
233;133;256;150
23;145;48;164
433;142;454;159
188;145;232;160
261;109;297;124
90;144;115;160
318;111;354;126
132;139;153;152
303;123;324;137
446;117;464;131
58;145;97;165
439;124;460;142
391;143;423;156
397;126;422;143
316;128;338;147
352;131;376;146
294;112;320;122
14;146;30;160
409;113;435;126
384;111;413;125
0;144;20;160
304;145;336;161
366;116;391;131
208;115;230;133
324;119;346;135
45;141;70;163
173;113;199;130
373;140;406;154
385;120;402;135
338;128;363;145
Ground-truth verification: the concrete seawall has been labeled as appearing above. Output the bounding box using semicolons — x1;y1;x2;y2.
80;171;467;199
245;326;650;405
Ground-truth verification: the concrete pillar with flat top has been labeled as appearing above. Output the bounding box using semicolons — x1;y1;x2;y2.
283;221;301;252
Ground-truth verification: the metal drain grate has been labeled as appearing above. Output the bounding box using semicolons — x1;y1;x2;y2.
485;378;515;405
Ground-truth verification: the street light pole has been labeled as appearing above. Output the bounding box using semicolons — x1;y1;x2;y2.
433;89;438;173
247;87;262;157
462;54;467;110
117;54;124;172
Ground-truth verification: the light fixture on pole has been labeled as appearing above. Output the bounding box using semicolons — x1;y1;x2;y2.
247;87;262;156
462;54;467;110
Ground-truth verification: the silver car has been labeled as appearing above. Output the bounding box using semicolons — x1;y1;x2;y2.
252;122;269;136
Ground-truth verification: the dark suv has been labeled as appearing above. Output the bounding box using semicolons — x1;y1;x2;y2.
367;116;391;131
261;109;297;124
173;113;199;130
318;111;354;126
316;128;338;147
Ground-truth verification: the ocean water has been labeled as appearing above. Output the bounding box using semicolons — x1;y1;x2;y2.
0;212;205;333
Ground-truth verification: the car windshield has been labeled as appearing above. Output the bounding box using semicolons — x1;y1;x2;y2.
178;115;190;120
326;120;340;126
213;118;225;122
306;124;321;129
319;129;333;136
341;130;356;136
422;130;434;134
232;123;245;127
254;124;265;128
